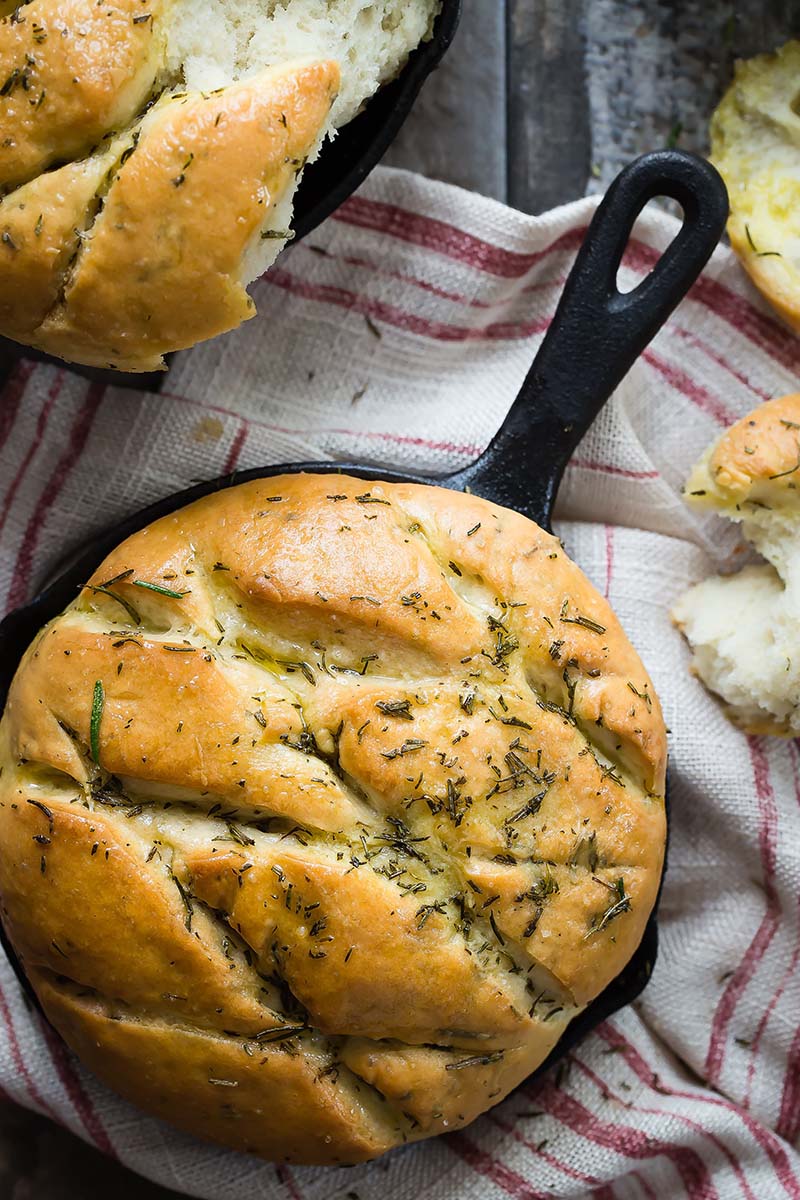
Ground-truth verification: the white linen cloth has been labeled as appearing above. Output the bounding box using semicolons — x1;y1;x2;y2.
0;165;798;1200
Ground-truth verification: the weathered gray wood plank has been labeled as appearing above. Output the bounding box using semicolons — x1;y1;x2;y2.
507;0;592;214
584;0;800;192
385;0;508;202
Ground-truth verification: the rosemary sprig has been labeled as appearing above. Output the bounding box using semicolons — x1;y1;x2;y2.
133;580;189;598
90;680;104;764
84;584;141;626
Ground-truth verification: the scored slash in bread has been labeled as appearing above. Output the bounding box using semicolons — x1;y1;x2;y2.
0;59;339;372
0;476;667;1164
32;63;339;372
675;394;800;735
711;41;800;334
0;0;441;369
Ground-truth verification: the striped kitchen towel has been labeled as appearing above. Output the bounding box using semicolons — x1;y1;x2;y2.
0;165;799;1200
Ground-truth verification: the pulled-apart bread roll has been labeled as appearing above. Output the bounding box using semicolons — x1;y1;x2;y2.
675;394;800;734
1;57;339;371
0;476;667;1164
711;41;800;333
32;63;339;372
0;0;441;368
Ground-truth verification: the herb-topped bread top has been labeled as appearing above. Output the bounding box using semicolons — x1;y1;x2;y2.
684;393;800;510
0;0;441;370
0;475;667;1165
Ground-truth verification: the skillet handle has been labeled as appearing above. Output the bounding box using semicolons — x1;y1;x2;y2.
447;150;729;527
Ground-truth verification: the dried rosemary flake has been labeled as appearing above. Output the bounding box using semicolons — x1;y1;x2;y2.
561;613;606;635
416;901;446;928
252;1024;306;1043
26;798;54;828
381;739;427;760
446;1051;505;1071
585;876;631;938
225;822;255;847
376;699;414;721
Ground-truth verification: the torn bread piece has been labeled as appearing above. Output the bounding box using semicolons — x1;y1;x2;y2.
18;60;339;371
674;393;800;734
710;41;800;333
0;0;441;368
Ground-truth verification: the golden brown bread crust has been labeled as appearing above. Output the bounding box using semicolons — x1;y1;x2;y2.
0;475;667;1164
0;141;121;338
0;0;168;193
710;41;800;334
0;48;338;371
34;61;339;371
36;979;402;1163
727;221;800;335
684;393;800;510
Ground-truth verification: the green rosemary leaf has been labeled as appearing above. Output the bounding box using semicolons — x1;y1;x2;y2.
133;580;190;598
84;585;141;626
90;680;104;764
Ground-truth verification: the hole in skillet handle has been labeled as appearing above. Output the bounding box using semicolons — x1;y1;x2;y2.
448;150;729;532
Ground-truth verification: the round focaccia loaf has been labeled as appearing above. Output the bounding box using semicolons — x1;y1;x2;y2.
710;41;800;333
674;394;800;735
0;0;440;370
0;475;667;1165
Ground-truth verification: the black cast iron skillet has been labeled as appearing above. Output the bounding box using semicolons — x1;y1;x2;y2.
0;149;728;1079
0;0;462;393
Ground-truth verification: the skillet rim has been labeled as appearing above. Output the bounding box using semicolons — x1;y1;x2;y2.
0;458;669;1092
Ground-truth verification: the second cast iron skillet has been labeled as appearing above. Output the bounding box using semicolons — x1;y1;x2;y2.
0;148;729;1077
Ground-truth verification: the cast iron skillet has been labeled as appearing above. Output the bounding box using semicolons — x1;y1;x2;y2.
0;149;728;1079
0;0;462;393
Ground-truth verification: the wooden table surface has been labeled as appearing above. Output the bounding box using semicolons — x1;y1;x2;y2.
1;1;798;1196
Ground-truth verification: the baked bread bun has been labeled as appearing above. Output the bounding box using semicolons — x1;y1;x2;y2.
0;0;440;370
674;394;800;735
710;41;800;333
0;475;667;1164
